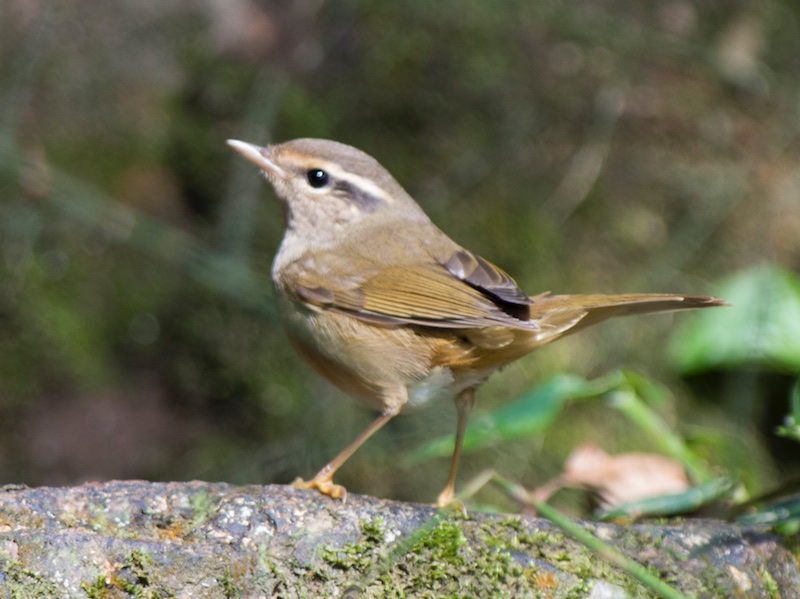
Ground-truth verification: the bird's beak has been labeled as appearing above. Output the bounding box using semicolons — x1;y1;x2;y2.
226;139;286;177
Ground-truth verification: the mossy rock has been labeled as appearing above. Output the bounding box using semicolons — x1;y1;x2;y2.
0;481;797;597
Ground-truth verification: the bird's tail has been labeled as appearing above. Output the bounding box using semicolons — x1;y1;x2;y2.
526;292;726;347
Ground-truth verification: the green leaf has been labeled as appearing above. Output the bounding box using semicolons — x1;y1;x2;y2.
618;368;670;407
598;478;734;521
776;377;800;442
736;492;800;527
405;373;614;464
605;386;712;482
668;265;800;374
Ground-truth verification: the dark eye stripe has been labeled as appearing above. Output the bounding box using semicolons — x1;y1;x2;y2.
333;180;382;212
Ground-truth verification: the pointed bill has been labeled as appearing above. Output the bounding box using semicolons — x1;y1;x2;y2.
226;139;286;177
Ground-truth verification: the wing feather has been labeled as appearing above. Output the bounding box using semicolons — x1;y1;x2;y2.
288;261;536;329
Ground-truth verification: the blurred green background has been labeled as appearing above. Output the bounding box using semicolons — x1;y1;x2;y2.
1;0;799;509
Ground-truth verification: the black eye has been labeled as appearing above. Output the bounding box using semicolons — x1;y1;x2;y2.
306;169;330;188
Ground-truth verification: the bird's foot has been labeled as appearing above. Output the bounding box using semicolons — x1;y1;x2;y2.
434;487;467;515
292;475;347;502
435;487;454;509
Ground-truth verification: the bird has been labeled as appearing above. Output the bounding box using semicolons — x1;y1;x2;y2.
227;137;725;507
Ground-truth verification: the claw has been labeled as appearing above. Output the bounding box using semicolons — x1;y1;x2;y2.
435;487;468;515
292;476;348;502
435;487;454;509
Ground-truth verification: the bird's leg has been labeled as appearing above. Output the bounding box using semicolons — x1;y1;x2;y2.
293;400;403;501
435;387;476;508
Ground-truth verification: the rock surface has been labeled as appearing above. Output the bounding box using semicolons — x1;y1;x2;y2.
0;481;796;597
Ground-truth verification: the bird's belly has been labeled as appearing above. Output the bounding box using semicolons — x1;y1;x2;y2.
405;366;492;410
405;366;455;409
279;298;438;409
278;296;498;412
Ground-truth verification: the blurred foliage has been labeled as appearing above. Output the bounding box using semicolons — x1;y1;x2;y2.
409;373;616;464
0;0;799;507
737;492;800;532
777;379;800;442
597;477;735;521
670;264;800;373
409;369;714;484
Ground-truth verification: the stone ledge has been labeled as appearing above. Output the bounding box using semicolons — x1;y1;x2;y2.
0;481;796;597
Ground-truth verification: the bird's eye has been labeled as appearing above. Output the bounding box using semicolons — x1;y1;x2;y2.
306;169;330;188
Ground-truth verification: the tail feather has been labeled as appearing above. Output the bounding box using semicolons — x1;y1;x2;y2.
527;292;726;346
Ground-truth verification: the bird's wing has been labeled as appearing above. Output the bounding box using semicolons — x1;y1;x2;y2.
285;252;536;330
435;247;532;308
